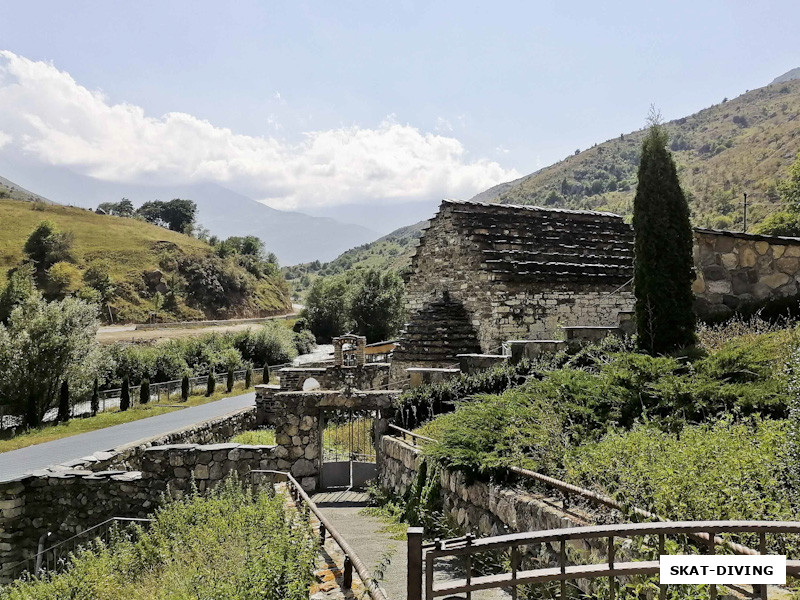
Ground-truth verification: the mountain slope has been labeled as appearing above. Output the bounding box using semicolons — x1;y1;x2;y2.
0;162;377;264
472;77;800;230
0;197;291;322
0;175;54;204
283;220;428;300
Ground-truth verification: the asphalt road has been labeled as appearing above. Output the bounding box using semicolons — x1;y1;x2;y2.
0;392;256;482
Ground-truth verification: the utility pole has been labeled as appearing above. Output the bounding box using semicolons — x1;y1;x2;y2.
743;192;748;233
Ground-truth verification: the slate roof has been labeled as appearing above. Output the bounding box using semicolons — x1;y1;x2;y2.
415;199;634;285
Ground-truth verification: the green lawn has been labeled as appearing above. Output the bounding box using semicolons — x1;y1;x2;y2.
0;382;253;454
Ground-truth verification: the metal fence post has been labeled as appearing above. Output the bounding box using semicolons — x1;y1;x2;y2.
407;527;423;600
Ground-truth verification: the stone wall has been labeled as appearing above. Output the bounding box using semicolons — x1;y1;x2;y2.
0;470;159;580
261;390;397;491
693;228;800;319
140;443;277;496
277;365;390;393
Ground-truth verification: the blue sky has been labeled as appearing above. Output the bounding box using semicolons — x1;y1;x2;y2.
0;0;797;212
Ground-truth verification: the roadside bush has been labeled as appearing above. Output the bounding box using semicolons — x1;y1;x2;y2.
139;378;150;405
206;372;216;396
293;329;316;355
564;419;793;525
0;478;316;600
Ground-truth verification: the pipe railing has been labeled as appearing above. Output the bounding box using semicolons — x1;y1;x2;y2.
251;470;389;600
387;424;436;447
3;517;153;578
409;520;800;600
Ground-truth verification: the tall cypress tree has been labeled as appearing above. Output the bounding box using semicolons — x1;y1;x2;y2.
140;378;150;405
90;378;99;416
633;118;696;354
57;380;70;422
120;377;130;411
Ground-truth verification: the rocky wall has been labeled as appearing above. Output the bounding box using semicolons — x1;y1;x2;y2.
140;443;277;496
693;229;800;319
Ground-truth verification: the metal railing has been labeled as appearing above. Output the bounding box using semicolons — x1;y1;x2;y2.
251;470;389;600
388;424;435;447
3;517;152;578
408;521;800;600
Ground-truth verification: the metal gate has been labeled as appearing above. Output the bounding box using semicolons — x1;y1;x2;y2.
320;409;379;489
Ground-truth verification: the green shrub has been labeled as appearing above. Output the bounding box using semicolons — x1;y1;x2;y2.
564;419;794;530
120;377;130;411
180;375;189;402
139;378;150;405
0;478;315;600
226;368;234;393
245;367;253;389
206;372;216;396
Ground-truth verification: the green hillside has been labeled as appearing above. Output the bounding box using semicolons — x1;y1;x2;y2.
283;220;426;299
0;197;291;322
478;77;800;230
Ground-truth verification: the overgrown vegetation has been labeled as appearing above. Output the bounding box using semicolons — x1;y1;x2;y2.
302;267;405;342
410;326;800;539
0;478;316;600
0;198;291;323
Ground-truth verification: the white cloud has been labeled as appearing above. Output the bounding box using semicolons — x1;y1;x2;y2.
0;51;519;209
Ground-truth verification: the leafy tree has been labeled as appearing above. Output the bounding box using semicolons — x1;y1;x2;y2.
303;276;351;341
161;198;197;233
781;151;800;212
632;116;696;354
140;378;150;404
57;379;70;422
47;261;82;297
83;261;116;303
0;296;102;426
91;378;99;416
116;198;135;217
0;263;38;323
181;375;190;401
207;372;216;396
23;221;74;275
136;200;166;225
120;377;130;411
350;269;406;342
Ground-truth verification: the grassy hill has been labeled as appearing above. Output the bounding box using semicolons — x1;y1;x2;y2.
283;220;426;300
0;197;291;322
476;77;800;230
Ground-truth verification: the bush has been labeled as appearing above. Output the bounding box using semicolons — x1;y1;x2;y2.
0;477;316;600
139;378;150;405
293;329;316;355
120;377;130;411
206;372;216;396
564;419;793;528
90;378;99;416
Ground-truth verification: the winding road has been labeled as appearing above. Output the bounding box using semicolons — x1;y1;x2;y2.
0;392;255;482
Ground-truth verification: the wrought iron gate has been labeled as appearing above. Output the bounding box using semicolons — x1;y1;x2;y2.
320;408;379;489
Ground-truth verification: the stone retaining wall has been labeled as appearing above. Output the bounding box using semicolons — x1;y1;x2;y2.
693;229;800;319
140;443;277;496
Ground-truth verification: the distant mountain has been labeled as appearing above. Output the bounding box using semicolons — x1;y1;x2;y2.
0;162;377;264
0;175;54;204
772;67;800;84
305;199;440;236
469;77;800;230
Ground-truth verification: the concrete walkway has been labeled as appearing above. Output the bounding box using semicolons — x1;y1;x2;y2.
0;392;255;482
312;490;407;600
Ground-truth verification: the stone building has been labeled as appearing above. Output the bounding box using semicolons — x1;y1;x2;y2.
392;199;636;372
394;199;800;372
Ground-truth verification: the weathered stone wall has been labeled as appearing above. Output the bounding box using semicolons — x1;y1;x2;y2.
140;443;277;496
693;229;800;319
379;436;590;536
0;470;160;580
277;365;390;392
